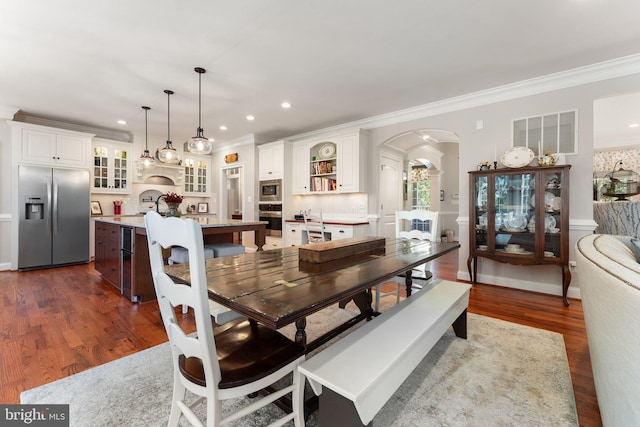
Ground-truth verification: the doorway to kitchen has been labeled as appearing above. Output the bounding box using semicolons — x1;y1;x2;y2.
222;165;243;243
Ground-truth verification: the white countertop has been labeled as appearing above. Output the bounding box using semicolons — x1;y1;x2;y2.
95;214;267;229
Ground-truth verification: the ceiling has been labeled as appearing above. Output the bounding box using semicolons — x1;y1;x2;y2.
2;1;640;146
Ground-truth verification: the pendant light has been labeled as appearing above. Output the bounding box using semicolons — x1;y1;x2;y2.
158;89;180;164
187;67;214;154
136;106;156;169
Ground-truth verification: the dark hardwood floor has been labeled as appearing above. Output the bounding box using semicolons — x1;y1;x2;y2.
0;250;601;426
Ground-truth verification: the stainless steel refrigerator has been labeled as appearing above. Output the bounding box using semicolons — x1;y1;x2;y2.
18;165;90;269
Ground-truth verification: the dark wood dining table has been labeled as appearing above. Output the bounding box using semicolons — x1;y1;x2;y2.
165;237;460;352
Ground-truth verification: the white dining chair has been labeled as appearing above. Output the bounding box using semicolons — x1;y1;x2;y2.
303;209;326;243
144;212;306;427
374;209;439;311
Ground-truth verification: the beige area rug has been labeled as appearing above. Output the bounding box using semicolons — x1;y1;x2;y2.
21;295;578;426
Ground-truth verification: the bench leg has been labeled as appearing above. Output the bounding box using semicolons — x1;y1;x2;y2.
452;308;468;339
319;388;372;427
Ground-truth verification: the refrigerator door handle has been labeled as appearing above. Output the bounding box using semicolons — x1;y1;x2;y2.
52;177;58;236
46;179;53;236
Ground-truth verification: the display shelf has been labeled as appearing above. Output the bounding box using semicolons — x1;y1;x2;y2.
467;164;572;305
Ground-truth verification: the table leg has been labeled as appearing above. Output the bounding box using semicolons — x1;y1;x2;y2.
254;227;266;251
295;317;307;347
405;269;413;297
351;289;373;320
562;264;572;307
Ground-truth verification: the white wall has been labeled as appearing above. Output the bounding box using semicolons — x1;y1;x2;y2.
0;119;12;270
366;72;640;300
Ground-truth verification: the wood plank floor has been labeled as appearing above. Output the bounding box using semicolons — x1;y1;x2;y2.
0;250;601;426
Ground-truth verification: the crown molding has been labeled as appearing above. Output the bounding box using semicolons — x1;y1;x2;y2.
288;53;640;141
13;111;133;142
0;105;19;120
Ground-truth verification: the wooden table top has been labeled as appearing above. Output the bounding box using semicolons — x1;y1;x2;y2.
166;238;459;330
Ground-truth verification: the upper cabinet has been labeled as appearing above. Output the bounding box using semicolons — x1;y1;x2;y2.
92;138;132;194
183;154;211;195
291;129;368;195
10;121;93;168
258;141;285;180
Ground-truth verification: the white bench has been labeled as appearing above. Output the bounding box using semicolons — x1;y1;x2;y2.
298;279;471;426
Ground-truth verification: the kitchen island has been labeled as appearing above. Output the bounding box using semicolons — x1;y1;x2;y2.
94;215;267;303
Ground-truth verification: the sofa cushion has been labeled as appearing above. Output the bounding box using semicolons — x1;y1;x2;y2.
591;235;640;276
631;238;640;263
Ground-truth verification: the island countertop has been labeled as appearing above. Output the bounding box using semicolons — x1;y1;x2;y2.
94;214;268;303
95;215;267;229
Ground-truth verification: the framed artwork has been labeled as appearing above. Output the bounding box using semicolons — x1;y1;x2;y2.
198;202;208;213
90;201;102;215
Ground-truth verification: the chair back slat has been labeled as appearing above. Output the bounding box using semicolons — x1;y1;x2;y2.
144;212;222;385
303;209;326;243
396;209;439;243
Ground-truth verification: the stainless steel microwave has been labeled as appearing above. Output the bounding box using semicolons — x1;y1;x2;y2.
259;179;282;202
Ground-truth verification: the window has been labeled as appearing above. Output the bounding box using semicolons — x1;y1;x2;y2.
512;110;577;155
408;165;433;230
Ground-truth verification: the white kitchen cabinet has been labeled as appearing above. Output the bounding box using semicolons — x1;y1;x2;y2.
291;129;367;195
183;154;210;195
329;224;368;240
258;141;284;180
92;138;132;194
264;236;283;250
285;222;304;246
291;144;311;194
284;221;369;246
11;122;92;168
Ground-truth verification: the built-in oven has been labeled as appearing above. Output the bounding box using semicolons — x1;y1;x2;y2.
259;179;282;202
259;203;282;237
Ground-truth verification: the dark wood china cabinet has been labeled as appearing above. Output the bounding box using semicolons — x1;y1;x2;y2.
468;165;572;306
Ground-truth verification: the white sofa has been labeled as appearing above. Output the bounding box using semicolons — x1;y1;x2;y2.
575;234;640;426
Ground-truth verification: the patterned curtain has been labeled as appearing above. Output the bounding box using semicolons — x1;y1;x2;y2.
411;167;430;182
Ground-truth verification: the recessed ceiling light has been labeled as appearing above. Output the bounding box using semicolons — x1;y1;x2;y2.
281;101;291;109
246;115;255;121
629;123;639;128
117;119;127;125
219;125;227;131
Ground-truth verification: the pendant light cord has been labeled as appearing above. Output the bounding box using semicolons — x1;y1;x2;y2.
198;71;202;130
164;89;173;143
144;107;149;150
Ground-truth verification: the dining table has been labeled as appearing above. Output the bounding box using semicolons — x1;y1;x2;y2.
165;237;460;352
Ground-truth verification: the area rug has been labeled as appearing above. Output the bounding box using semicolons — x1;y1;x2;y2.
21;298;578;426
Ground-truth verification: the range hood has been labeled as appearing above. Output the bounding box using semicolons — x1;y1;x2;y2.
136;163;184;185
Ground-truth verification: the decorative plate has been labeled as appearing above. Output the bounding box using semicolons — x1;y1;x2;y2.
319;143;336;159
500;146;535;168
506;213;527;230
529;192;556;208
544;213;556;231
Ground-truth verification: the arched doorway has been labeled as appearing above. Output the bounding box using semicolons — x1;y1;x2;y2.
379;129;460;239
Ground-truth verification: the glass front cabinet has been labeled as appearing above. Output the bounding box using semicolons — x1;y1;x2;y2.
92;139;131;194
468;165;572;305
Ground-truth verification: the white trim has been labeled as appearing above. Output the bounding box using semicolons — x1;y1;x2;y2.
287;53;640;141
457;270;582;300
0;105;19;120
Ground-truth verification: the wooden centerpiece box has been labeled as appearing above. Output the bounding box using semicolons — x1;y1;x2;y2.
298;237;386;264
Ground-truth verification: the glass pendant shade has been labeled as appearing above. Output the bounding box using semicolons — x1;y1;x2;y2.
158;90;181;164
137;106;156;169
187;67;214;155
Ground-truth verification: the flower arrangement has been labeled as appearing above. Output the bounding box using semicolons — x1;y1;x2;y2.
538;150;557;167
163;192;183;204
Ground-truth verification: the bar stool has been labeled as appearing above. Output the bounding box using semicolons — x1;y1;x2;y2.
205;242;245;257
168;246;214;265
